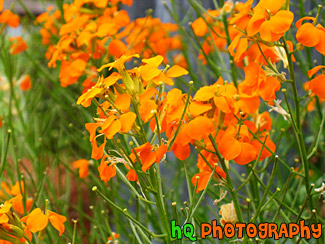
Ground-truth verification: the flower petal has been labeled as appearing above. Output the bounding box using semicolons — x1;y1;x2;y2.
165;65;189;78
26;208;49;233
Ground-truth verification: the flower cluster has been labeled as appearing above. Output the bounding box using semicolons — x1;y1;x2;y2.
192;0;297;67
1;0;323;242
35;0;182;88
0;182;66;243
192;0;324;109
0;4;28;56
77;52;277;191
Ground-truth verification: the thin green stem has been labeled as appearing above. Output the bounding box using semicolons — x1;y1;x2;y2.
282;37;314;210
208;135;243;223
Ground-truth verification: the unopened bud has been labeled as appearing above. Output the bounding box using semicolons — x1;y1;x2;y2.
234;94;240;101
296;43;304;51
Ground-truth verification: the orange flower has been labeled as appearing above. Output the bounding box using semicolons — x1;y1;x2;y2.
140;55;188;86
239;62;281;102
296;17;325;55
0;10;20;28
18;75;32;91
91;137;107;160
77;74;122;107
98;155;119;182
139;100;158;123
192;168;226;193
99;115;122;139
170;142;191;161
9;37;28;55
129;142;168;172
21;208;66;236
165;88;187;125
59;57;88;87
98;54;139;73
120;112;137;132
251;132;276;161
307;66;325;99
0;202;11;224
72;159;90;178
216;125;257;165
191;17;208;37
193;78;236;114
9;194;33;215
246;0;294;42
186;116;214;141
108;39;127;58
85;108;136;161
256;111;272;132
258;10;294;42
9;181;24;196
107;233;120;243
192;172;212;193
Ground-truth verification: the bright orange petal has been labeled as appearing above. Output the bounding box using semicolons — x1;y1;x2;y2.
91;137;106;160
155;145;168;164
246;13;266;37
142;55;163;67
191;17;208;37
49;211;67;236
315;27;325;55
97;23;118;37
72;159;90;178
217;126;241;160
85;122;101;142
308;66;325;78
296;23;320;47
139;100;157;123
115;94;131;112
0;214;9;224
233;143;257;165
192;171;211;193
295;17;315;29
189;101;212;117
98;156;117;182
19;75;32;91
193;86;215;101
236;95;260;114
120;112;136;133
140;64;161;81
171;143;190;161
187;116;214;140
258;76;281;101
26;208;49;233
213;96;232;114
256;0;285;14
310;75;325;99
165;65;189;78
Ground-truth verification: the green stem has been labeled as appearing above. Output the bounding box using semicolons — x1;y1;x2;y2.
251;156;278;222
167;82;192;151
150;165;172;243
282;37;314;210
92;186;165;239
208;135;244;223
219;0;238;87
